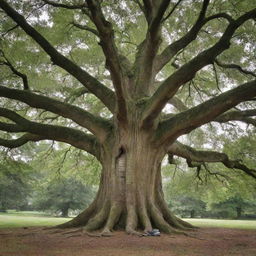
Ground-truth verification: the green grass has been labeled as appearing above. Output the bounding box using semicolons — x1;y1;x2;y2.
0;211;69;229
0;210;51;217
184;218;256;230
0;212;256;230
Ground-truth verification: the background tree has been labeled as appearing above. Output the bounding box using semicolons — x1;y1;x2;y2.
209;196;256;219
33;176;95;217
169;196;206;218
164;133;256;219
0;156;32;212
163;162;207;218
0;0;256;235
30;143;98;217
164;161;256;219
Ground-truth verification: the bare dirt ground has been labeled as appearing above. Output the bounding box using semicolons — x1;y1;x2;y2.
0;227;256;256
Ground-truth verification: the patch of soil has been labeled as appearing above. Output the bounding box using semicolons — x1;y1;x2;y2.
0;227;255;256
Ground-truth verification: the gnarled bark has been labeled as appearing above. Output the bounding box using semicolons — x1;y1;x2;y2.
58;126;193;234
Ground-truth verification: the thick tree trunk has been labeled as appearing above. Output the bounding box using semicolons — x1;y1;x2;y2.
190;210;195;218
58;128;194;234
236;207;242;219
61;206;69;218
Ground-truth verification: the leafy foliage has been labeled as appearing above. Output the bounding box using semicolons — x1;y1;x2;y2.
0;157;32;211
33;176;95;217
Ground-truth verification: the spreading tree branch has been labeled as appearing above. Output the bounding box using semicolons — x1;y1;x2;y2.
0;86;112;142
1;24;19;37
64;87;89;104
149;0;171;35
168;96;188;112
156;79;256;144
168;141;256;179
162;0;184;23
142;8;256;127
134;0;171;96
215;59;256;78
0;133;44;148
215;109;256;127
0;61;29;90
0;0;116;113
155;13;234;74
142;0;154;22
153;80;188;112
41;0;88;10
0;122;25;133
86;0;128;122
71;22;99;37
0;49;29;90
132;0;145;16
154;0;212;73
0;107;100;157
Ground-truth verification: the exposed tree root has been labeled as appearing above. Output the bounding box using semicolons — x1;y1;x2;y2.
56;199;98;229
46;229;66;234
18;233;37;237
42;226;58;230
126;204;138;234
184;233;206;240
52;199;196;237
82;231;102;237
157;195;196;230
126;229;143;236
59;229;114;238
61;228;83;235
176;217;198;230
150;203;187;235
83;201;110;232
101;230;114;237
52;168;197;237
65;234;83;238
138;194;152;232
0;233;11;236
102;202;123;232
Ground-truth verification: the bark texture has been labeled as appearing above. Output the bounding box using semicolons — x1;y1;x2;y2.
58;126;194;234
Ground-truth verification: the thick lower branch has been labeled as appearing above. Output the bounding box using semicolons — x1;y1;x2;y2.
168;141;256;179
0;108;100;156
215;59;256;78
0;122;25;133
0;133;44;148
156;79;256;144
0;86;112;141
215;110;256;127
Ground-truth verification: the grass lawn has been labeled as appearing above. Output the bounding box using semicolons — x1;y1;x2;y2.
0;211;256;229
1;213;256;256
0;211;69;228
184;218;256;230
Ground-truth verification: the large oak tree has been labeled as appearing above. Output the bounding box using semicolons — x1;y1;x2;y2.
0;0;256;235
